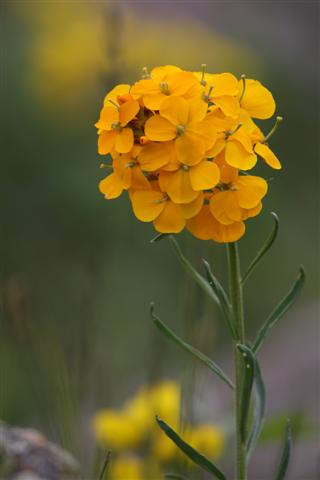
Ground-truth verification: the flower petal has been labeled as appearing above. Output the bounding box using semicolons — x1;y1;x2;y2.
209;191;243;224
186;205;218;240
166;169;199;204
254;142;281;170
103;84;131;105
115;128;134;153
143;93;167;110
145;115;177;141
175;132;205;166
98;130;116;155
131;190;165;222
211;220;245;243
95;106;119;130
119;100;140;126
180;193;203;219
213;95;240;118
235;176;268;208
225;140;257;170
138;142;173;171
160;96;189;126
189;160;220;191
240;79;275;119
154;201;185;233
99;172;124;199
208;73;239;97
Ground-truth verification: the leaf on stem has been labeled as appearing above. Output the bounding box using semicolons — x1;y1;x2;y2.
156;417;226;480
246;358;266;457
150;303;234;389
237;344;255;443
168;235;220;305
253;266;305;354
241;212;279;285
274;421;292;480
202;258;237;339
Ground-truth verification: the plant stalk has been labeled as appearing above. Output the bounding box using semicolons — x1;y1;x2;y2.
227;242;247;480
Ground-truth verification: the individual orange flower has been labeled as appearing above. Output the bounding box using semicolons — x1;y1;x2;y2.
206;111;257;170
158;159;220;203
145;96;217;166
209;174;268;225
131;187;203;234
99;146;149;199
196;72;240;118
131;66;200;110
95;98;140;154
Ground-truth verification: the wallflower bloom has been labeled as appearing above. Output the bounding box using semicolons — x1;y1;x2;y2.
96;98;140;154
96;65;282;243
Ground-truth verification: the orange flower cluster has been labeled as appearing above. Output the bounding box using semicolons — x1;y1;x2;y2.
96;65;281;242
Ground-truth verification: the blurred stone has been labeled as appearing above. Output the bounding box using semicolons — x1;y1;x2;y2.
0;422;80;480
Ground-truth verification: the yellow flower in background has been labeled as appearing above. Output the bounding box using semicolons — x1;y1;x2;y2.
109;455;144;480
96;64;282;243
187;423;225;460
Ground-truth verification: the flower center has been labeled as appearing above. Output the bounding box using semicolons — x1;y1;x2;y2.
111;121;122;131
176;124;186;136
181;164;189;172
159;82;170;95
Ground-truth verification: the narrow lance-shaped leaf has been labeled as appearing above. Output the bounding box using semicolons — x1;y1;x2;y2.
253;266;305;354
242;212;279;285
246;358;266;457
151;303;234;389
156;417;226;480
202;258;237;339
274;422;292;480
237;344;255;442
168;235;220;305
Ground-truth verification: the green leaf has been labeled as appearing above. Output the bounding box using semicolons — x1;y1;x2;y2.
242;212;279;285
151;303;234;389
253;266;305;354
246;358;266;457
260;411;314;443
274;422;292;480
168;236;219;305
202;259;237;339
237;344;255;442
156;417;226;480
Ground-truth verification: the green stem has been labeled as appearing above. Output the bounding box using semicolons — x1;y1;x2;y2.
227;242;247;480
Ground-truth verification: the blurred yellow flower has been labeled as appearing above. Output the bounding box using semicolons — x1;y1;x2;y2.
109;454;144;480
187;423;226;460
92;409;145;450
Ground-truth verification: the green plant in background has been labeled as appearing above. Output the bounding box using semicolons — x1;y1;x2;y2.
94;64;305;480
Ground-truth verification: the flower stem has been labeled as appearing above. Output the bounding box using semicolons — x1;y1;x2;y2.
227;242;247;480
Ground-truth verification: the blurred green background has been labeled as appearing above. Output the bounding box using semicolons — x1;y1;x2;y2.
0;1;319;478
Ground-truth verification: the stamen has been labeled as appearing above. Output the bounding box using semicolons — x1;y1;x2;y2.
264;116;283;143
142;66;151;79
239;74;246;103
202;85;214;103
225;123;243;139
155;193;169;204
200;63;207;86
125;161;138;168
176;124;186;136
159;82;170;95
111;121;122;131
181;164;189;172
